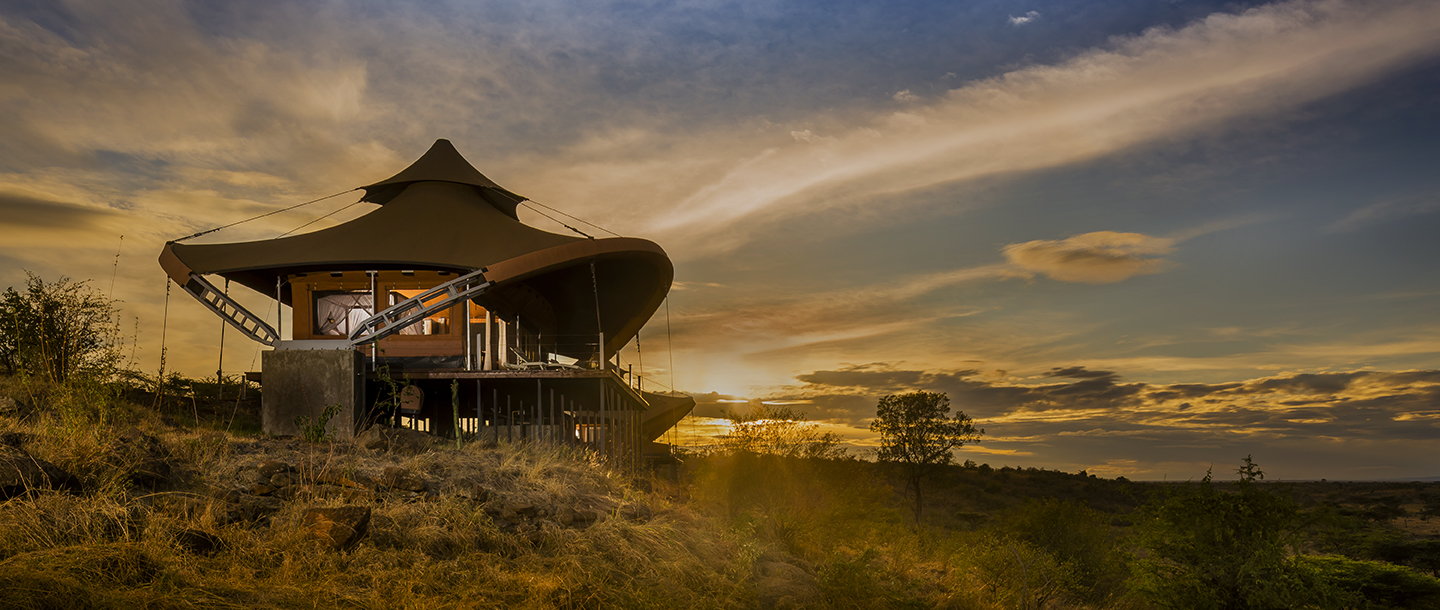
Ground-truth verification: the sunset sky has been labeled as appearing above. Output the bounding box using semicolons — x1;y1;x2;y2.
2;0;1438;480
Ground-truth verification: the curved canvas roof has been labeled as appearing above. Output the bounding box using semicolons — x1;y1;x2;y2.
159;139;673;356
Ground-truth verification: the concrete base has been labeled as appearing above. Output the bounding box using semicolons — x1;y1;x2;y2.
261;349;365;439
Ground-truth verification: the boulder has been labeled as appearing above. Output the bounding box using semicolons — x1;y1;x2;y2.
0;444;82;499
356;426;437;455
302;506;371;551
380;466;429;492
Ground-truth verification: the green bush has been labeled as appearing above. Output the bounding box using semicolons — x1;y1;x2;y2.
1134;457;1319;609
995;497;1132;605
1297;555;1440;610
0;272;123;385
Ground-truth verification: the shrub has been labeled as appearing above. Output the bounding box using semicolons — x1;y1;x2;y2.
0;272;123;385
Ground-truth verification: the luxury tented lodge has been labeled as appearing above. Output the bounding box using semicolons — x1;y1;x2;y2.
158;140;694;468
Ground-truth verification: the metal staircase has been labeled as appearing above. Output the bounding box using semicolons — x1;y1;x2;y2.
179;273;280;346
347;268;492;346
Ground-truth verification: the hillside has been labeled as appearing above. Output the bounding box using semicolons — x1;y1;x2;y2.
2;378;1439;609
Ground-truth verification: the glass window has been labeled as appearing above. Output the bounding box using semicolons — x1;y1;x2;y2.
313;291;374;336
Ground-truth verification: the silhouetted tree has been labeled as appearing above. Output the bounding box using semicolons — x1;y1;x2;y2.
869;391;982;524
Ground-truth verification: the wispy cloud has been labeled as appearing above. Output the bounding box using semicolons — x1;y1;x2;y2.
1326;189;1440;233
636;0;1440;256
1009;11;1041;26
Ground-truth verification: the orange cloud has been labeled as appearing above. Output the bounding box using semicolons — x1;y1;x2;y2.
1001;231;1175;283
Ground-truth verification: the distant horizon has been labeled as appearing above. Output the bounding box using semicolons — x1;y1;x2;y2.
2;0;1437;481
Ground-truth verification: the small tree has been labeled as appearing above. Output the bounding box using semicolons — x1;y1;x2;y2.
869;391;983;524
713;404;847;459
0;272;121;385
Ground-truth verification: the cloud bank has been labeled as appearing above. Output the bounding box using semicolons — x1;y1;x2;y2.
765;363;1440;479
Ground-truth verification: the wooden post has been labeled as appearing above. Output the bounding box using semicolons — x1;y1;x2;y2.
483;310;493;370
451;379;461;449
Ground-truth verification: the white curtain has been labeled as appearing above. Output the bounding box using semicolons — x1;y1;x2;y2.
315;293;373;336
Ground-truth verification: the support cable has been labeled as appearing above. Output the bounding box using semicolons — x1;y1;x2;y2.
216;278;228;399
275;199;367;238
523;199;623;237
665;297;676;394
108;235;123;299
520;202;594;240
154;278;171;410
171;188;358;243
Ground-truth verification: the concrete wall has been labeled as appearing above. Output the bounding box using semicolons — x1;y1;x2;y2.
261;349;365;439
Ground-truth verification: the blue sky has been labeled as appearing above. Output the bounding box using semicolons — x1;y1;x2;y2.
1;0;1438;479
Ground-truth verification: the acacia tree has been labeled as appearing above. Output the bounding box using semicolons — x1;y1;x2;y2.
870;391;983;524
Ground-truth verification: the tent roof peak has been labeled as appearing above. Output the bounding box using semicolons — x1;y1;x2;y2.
360;139;527;219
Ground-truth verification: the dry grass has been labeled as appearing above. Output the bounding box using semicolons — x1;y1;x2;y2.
0;380;1176;609
0;388;762;609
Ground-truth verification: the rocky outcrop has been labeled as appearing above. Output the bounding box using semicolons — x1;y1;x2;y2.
0;443;82;499
302;506;371;551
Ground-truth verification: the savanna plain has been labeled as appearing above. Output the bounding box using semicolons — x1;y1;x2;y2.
2;274;1439;609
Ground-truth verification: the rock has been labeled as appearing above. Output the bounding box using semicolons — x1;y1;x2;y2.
0;395;30;418
574;508;601;523
445;477;490;502
356;426;437;455
509;502;538;517
302;506;371;551
380;466;429;492
115;428;173;490
0;444;83;499
256;460;293;479
269;473;294;487
0;431;32;448
316;469;370;490
214;494;282;526
250;483;276;496
175;529;224;556
310;484;377;503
